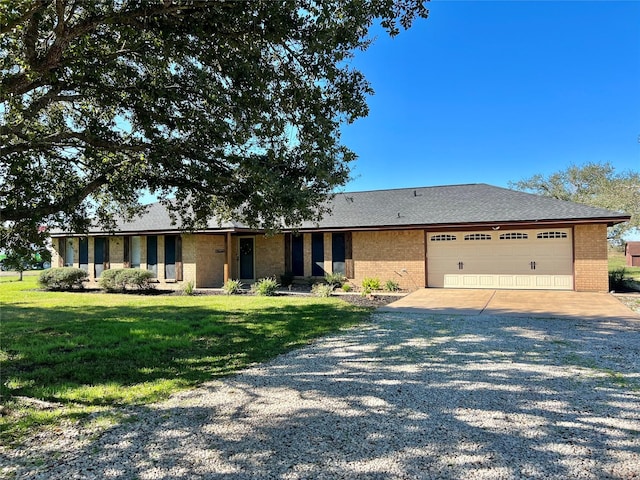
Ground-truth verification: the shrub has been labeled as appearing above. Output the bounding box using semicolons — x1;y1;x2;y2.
39;267;88;290
223;279;244;295
384;279;400;292
98;268;155;292
98;269;121;291
312;283;334;298
252;277;280;296
182;280;195;296
280;271;294;287
342;283;352;292
324;272;346;287
609;268;627;291
361;277;381;292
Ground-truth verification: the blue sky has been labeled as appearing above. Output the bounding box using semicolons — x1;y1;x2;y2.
341;0;640;192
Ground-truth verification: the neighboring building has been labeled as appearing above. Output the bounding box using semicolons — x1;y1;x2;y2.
50;183;630;293
626;242;640;267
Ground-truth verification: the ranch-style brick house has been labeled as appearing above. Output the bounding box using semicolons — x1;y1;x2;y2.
50;183;630;293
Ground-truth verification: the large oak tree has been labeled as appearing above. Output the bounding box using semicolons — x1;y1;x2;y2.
510;162;639;243
1;0;428;248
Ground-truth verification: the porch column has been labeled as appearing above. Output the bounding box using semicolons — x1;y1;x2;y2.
224;232;232;283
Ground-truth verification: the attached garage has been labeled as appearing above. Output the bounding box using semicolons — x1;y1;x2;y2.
427;229;574;290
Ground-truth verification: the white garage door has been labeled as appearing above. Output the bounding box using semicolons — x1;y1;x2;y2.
427;229;573;290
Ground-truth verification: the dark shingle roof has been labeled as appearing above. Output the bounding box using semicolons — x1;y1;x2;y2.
108;202;242;233
303;183;630;229
67;183;628;235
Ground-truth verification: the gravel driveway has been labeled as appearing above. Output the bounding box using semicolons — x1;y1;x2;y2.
5;312;640;479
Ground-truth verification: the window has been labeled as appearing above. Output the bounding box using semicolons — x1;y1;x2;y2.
147;236;158;276
79;238;88;271
94;237;109;278
164;235;183;281
499;233;528;240
537;231;567;239
332;233;345;275
64;238;74;266
130;236;141;268
464;233;492;241
430;234;457;242
311;233;324;276
165;235;176;280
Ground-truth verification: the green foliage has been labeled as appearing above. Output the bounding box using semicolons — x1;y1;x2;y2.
342;283;353;292
39;267;88;291
182;280;195;296
361;277;381;292
98;268;155;292
280;271;294;287
609;268;627;291
98;270;120;292
0;224;51;280
384;279;400;292
0;277;371;444
609;247;640;281
324;272;347;287
1;1;428;251
510;162;639;242
252;277;280;296
312;283;335;297
222;279;244;295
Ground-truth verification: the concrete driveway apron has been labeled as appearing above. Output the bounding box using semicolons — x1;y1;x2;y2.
379;288;640;320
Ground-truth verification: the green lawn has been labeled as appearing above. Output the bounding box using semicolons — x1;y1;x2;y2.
609;248;640;281
0;277;371;445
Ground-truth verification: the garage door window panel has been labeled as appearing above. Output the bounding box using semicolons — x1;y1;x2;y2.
537;231;568;239
499;233;528;240
464;234;492;241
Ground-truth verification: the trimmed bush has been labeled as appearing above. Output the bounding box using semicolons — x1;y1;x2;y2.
39;267;88;290
384;279;400;292
609;268;627;291
252;277;279;296
312;283;334;298
342;283;353;292
361;277;381;292
324;272;346;287
98;268;155;292
223;279;244;295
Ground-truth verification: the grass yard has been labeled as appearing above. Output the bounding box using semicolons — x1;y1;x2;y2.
0;276;372;445
609;247;640;281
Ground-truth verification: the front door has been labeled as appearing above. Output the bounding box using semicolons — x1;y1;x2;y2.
239;237;255;280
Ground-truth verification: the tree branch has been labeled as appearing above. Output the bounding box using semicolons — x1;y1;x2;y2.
0;0;51;35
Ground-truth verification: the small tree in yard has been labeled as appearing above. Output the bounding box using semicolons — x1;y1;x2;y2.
0;225;51;281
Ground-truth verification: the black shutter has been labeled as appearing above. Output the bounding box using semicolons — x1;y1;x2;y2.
175;236;183;281
345;232;354;279
123;237;130;268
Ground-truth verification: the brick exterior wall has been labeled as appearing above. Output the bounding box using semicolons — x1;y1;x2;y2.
303;233;313;277
255;234;285;280
351;230;425;291
49;224;609;292
182;234;197;287
194;234;226;288
574;224;609;292
108;237;124;270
